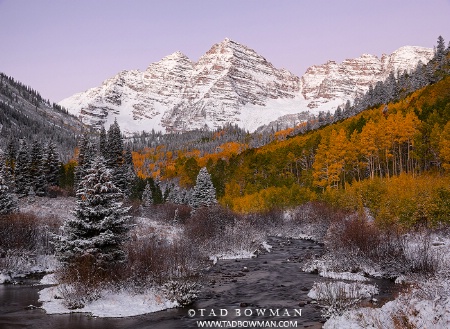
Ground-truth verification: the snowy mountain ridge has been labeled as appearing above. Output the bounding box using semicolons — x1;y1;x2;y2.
59;39;434;134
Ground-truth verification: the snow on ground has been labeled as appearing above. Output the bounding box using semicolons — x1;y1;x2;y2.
302;254;383;279
209;250;256;265
35;214;184;318
40;273;58;285
322;233;450;328
308;281;378;300
208;240;272;265
0;273;12;284
261;241;272;252
18;196;76;221
319;271;369;282
324;276;450;329
0;197;69;280
38;285;178;317
132;216;182;242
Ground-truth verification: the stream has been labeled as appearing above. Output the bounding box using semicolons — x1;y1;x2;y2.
0;237;399;329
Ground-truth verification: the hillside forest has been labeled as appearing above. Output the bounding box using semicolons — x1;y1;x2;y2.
125;37;450;229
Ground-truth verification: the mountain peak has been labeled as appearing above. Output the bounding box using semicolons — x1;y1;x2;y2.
221;37;231;44
60;40;434;135
162;51;191;62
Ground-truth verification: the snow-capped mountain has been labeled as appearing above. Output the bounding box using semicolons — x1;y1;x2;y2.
300;46;434;110
59;39;434;134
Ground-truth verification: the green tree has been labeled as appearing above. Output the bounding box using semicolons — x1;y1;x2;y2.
55;156;130;267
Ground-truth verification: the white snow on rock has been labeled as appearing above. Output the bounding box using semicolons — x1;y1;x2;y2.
40;273;58;285
38;286;178;317
323;233;450;328
319;271;369;282
308;281;378;301
0;273;12;284
209;250;256;265
324;278;450;329
261;241;272;253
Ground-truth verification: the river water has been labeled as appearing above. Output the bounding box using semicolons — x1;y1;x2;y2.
0;237;399;329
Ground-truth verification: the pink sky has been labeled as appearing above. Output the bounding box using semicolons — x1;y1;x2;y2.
0;0;449;102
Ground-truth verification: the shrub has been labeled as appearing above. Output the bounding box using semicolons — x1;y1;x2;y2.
124;233;204;288
140;203;192;224
184;206;235;246
0;212;60;254
309;281;379;318
56;254;108;309
325;214;439;277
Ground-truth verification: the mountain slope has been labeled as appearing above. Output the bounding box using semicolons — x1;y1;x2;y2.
60;39;434;134
0;73;84;157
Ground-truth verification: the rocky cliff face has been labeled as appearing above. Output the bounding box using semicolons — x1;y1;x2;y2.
59;39;433;134
300;46;434;110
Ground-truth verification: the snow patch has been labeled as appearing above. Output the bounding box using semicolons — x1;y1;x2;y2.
38;286;178;317
0;273;12;284
319;271;369;282
209;250;256;264
308;281;378;300
40;273;58;285
261;241;272;252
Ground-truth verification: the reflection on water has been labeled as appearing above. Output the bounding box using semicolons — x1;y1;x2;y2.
0;237;399;329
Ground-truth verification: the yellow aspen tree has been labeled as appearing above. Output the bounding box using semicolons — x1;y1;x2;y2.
439;121;450;171
313;133;332;189
359;120;379;179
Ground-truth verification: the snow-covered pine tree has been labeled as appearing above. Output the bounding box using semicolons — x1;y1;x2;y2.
29;140;46;196
167;183;183;204
141;182;153;207
14;140;30;196
5;139;17;174
435;35;446;65
153;177;164;204
44;141;60;187
334;106;343;122
99;126;108;159
0;164;18;215
74;133;95;190
190;167;217;209
342;100;349;115
106;119;127;193
55;156;130;267
106;119;124;169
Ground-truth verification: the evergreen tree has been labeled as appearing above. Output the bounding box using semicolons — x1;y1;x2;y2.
5;139;17;173
55;156;130;267
190;167;217;209
74;133;95;190
167;183;182;204
385;71;399;101
334;106;343;121
106;119;124;169
141;182;153;207
153;177;164;203
343;100;352;117
106;119;127;193
411;61;427;90
44;141;60;187
0;164;18;215
29;140;46;196
435;35;446;64
99;126;108;159
14;140;30;196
